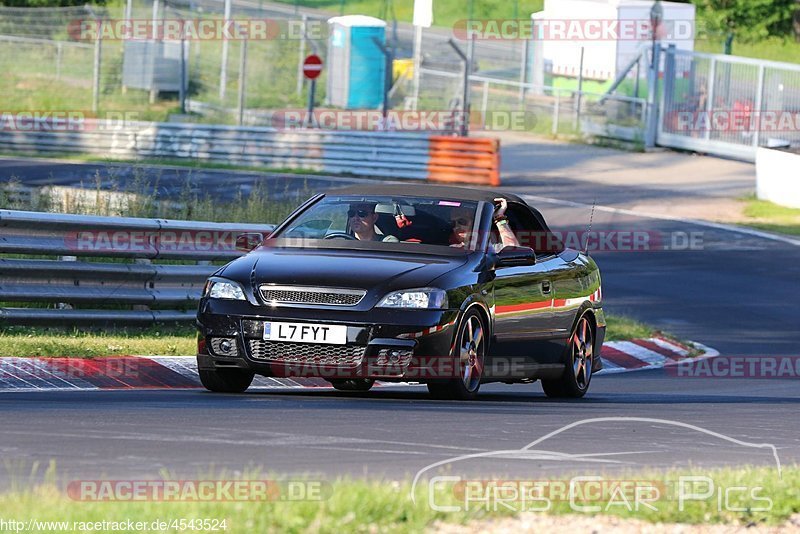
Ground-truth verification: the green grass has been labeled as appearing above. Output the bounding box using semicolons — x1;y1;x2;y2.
0;314;663;358
0;465;796;532
0;171;309;223
696;36;800;64
603;314;660;342
738;196;800;236
275;0;545;27
0;326;198;358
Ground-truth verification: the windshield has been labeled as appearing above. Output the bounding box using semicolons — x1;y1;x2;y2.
272;195;482;251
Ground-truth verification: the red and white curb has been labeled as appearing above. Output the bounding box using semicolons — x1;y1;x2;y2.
598;337;719;374
0;339;717;392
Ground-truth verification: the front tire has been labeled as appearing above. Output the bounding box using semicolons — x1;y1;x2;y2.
427;309;486;401
199;368;254;393
542;313;595;398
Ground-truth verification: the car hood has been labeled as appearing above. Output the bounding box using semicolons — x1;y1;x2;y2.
218;248;467;294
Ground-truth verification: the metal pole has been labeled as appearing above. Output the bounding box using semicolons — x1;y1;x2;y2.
553;90;561;135
237;38;248;126
151;0;159;40
704;58;716;142
644;44;662;147
180;31;187;114
56;42;63;80
126;0;132;21
574;47;584;131
753;64;765;148
305;79;317;128
92;31;102;113
519;37;529;106
219;0;232;100
296;14;307;95
448;38;470;137
372;37;392;120
481;80;489;129
411;24;422;110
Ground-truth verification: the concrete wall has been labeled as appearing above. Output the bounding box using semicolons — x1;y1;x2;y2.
756;147;800;209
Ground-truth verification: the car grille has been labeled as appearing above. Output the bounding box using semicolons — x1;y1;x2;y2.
247;340;365;367
258;285;366;306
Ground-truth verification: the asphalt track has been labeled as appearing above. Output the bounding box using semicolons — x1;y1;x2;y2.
1;157;799;485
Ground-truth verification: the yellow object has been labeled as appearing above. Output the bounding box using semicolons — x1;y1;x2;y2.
393;59;414;82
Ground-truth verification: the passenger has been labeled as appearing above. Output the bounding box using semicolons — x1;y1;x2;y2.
348;203;399;242
449;198;519;249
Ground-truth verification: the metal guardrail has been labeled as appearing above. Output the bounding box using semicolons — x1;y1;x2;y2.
0;120;502;184
0;209;274;325
0;121;434;181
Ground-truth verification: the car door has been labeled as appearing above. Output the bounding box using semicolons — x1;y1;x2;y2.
486;204;563;380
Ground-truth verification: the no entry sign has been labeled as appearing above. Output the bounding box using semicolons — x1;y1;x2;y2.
303;55;323;80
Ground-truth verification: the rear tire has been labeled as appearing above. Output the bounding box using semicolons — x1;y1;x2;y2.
199;368;254;393
542;313;595;398
426;308;486;401
330;379;374;392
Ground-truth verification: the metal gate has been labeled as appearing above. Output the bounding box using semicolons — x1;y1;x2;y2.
657;45;800;162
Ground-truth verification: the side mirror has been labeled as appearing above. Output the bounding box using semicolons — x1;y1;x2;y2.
495;246;537;267
235;232;265;252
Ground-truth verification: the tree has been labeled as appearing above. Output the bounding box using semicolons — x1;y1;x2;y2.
692;0;796;41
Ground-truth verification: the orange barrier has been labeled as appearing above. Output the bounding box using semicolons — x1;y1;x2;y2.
427;136;501;187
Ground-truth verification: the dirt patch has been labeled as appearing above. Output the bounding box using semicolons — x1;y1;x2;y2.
434;513;800;533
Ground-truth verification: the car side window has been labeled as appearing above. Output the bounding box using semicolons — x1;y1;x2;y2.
506;205;549;255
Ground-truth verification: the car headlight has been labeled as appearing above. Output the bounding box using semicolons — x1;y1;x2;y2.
204;279;246;301
377;288;448;309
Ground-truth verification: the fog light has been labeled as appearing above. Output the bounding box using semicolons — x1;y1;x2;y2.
210;337;239;358
376;348;413;367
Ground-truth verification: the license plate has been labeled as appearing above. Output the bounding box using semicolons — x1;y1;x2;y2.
263;322;347;345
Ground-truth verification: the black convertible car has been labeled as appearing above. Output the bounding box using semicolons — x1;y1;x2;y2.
196;184;604;400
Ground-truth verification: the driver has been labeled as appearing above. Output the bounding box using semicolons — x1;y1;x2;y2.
348;203;399;242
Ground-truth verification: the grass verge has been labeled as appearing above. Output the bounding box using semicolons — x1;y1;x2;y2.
1;314;669;358
0;466;796;532
737;196;800;237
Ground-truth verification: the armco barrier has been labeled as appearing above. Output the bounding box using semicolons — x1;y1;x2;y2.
428;136;500;187
0;209;273;325
0;120;501;186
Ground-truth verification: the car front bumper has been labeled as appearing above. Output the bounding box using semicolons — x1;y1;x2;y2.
196;302;461;382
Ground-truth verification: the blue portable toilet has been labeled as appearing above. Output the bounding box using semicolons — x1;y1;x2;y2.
327;15;387;109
